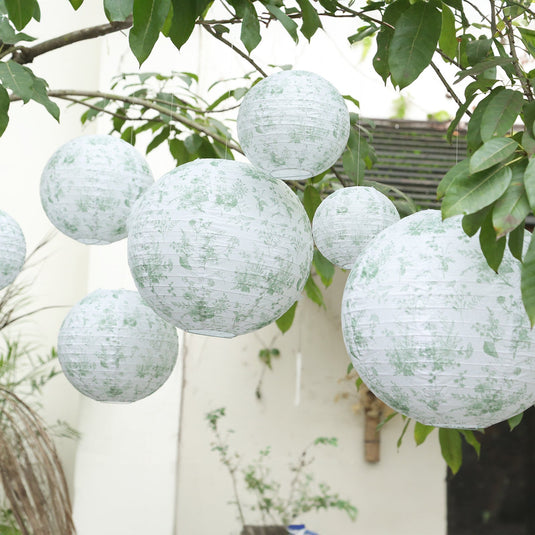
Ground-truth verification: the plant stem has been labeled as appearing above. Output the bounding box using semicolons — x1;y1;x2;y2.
504;16;534;101
10;89;244;153
8;17;132;64
201;24;268;77
430;61;465;109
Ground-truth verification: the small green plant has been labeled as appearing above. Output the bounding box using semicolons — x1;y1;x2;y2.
206;408;357;530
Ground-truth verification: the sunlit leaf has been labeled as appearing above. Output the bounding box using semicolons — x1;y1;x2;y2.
469;137;518;174
414;422;434;446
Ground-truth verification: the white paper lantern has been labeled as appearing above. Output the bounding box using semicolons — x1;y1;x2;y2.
40;135;154;244
342;210;535;428
58;289;178;403
127;158;313;337
237;70;350;180
312;186;399;269
0;210;26;290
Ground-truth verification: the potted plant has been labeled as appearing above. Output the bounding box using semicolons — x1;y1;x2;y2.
206;408;357;535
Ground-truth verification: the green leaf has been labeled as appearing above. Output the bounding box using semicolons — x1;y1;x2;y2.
508;223;525;262
347;24;377;45
241;0;261;52
397;417;411;449
342;130;366;185
296;0;322;41
466;37;492;66
0;84;9;136
518;27;535;58
508;412;523;431
0;17;35;43
372;0;409;82
469;137;518;174
169;0;210;50
459;430;480;457
492;161;530;237
5;0;36;30
438;3;457;59
414;422;435;445
461;206;490;237
521;232;535;326
129;0;171;65
442;0;463;10
317;0;336;13
275;301;297;333
168;138;195;165
437;158;469;200
264;4;298;42
480;89;524;142
146;126;170;154
0;60;34;102
303;184;322;221
304;274;324;307
441;164;513;219
28;71;60;120
454;57;515;83
466;91;498;152
479;209;505;272
439;428;462;474
104;0;134;21
523;157;535;209
68;0;84;9
313;249;335;288
388;1;442;89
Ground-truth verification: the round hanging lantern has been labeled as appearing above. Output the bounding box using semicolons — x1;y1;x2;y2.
312;186;399;269
58;289;178;403
0;210;26;290
237;70;350;180
127;158;313;337
40;135;154;245
342;209;535;429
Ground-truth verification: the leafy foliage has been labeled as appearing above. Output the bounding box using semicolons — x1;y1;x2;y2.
206;408;357;527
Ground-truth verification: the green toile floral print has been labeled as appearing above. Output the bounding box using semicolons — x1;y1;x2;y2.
237;70;350;181
127;159;313;338
57;289;178;403
342;209;535;429
40;135;154;245
312;186;400;270
0;210;26;290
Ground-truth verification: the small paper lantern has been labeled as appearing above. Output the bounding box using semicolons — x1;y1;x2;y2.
342;210;535;428
58;289;178;403
0;210;26;290
312;186;399;269
237;70;350;180
40;135;154;244
127;158;313;337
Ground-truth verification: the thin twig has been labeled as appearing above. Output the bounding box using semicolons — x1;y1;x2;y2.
430;61;464;108
335;2;394;30
60;96;141;122
504;16;534;101
201;24;267;78
10;89;244;153
8;17;132;64
490;0;497;37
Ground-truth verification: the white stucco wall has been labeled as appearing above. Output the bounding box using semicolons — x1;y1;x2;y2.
1;4;451;535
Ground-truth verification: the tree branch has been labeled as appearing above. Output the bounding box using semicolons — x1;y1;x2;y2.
201;24;267;78
504;16;534;101
430;61;465;109
10;17;132;64
10;88;244;153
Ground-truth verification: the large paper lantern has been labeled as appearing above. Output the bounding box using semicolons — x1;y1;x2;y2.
40;135;154;244
342;210;535;428
58;289;178;403
237;70;350;180
312;186;399;269
127;158;313;337
0;210;26;290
